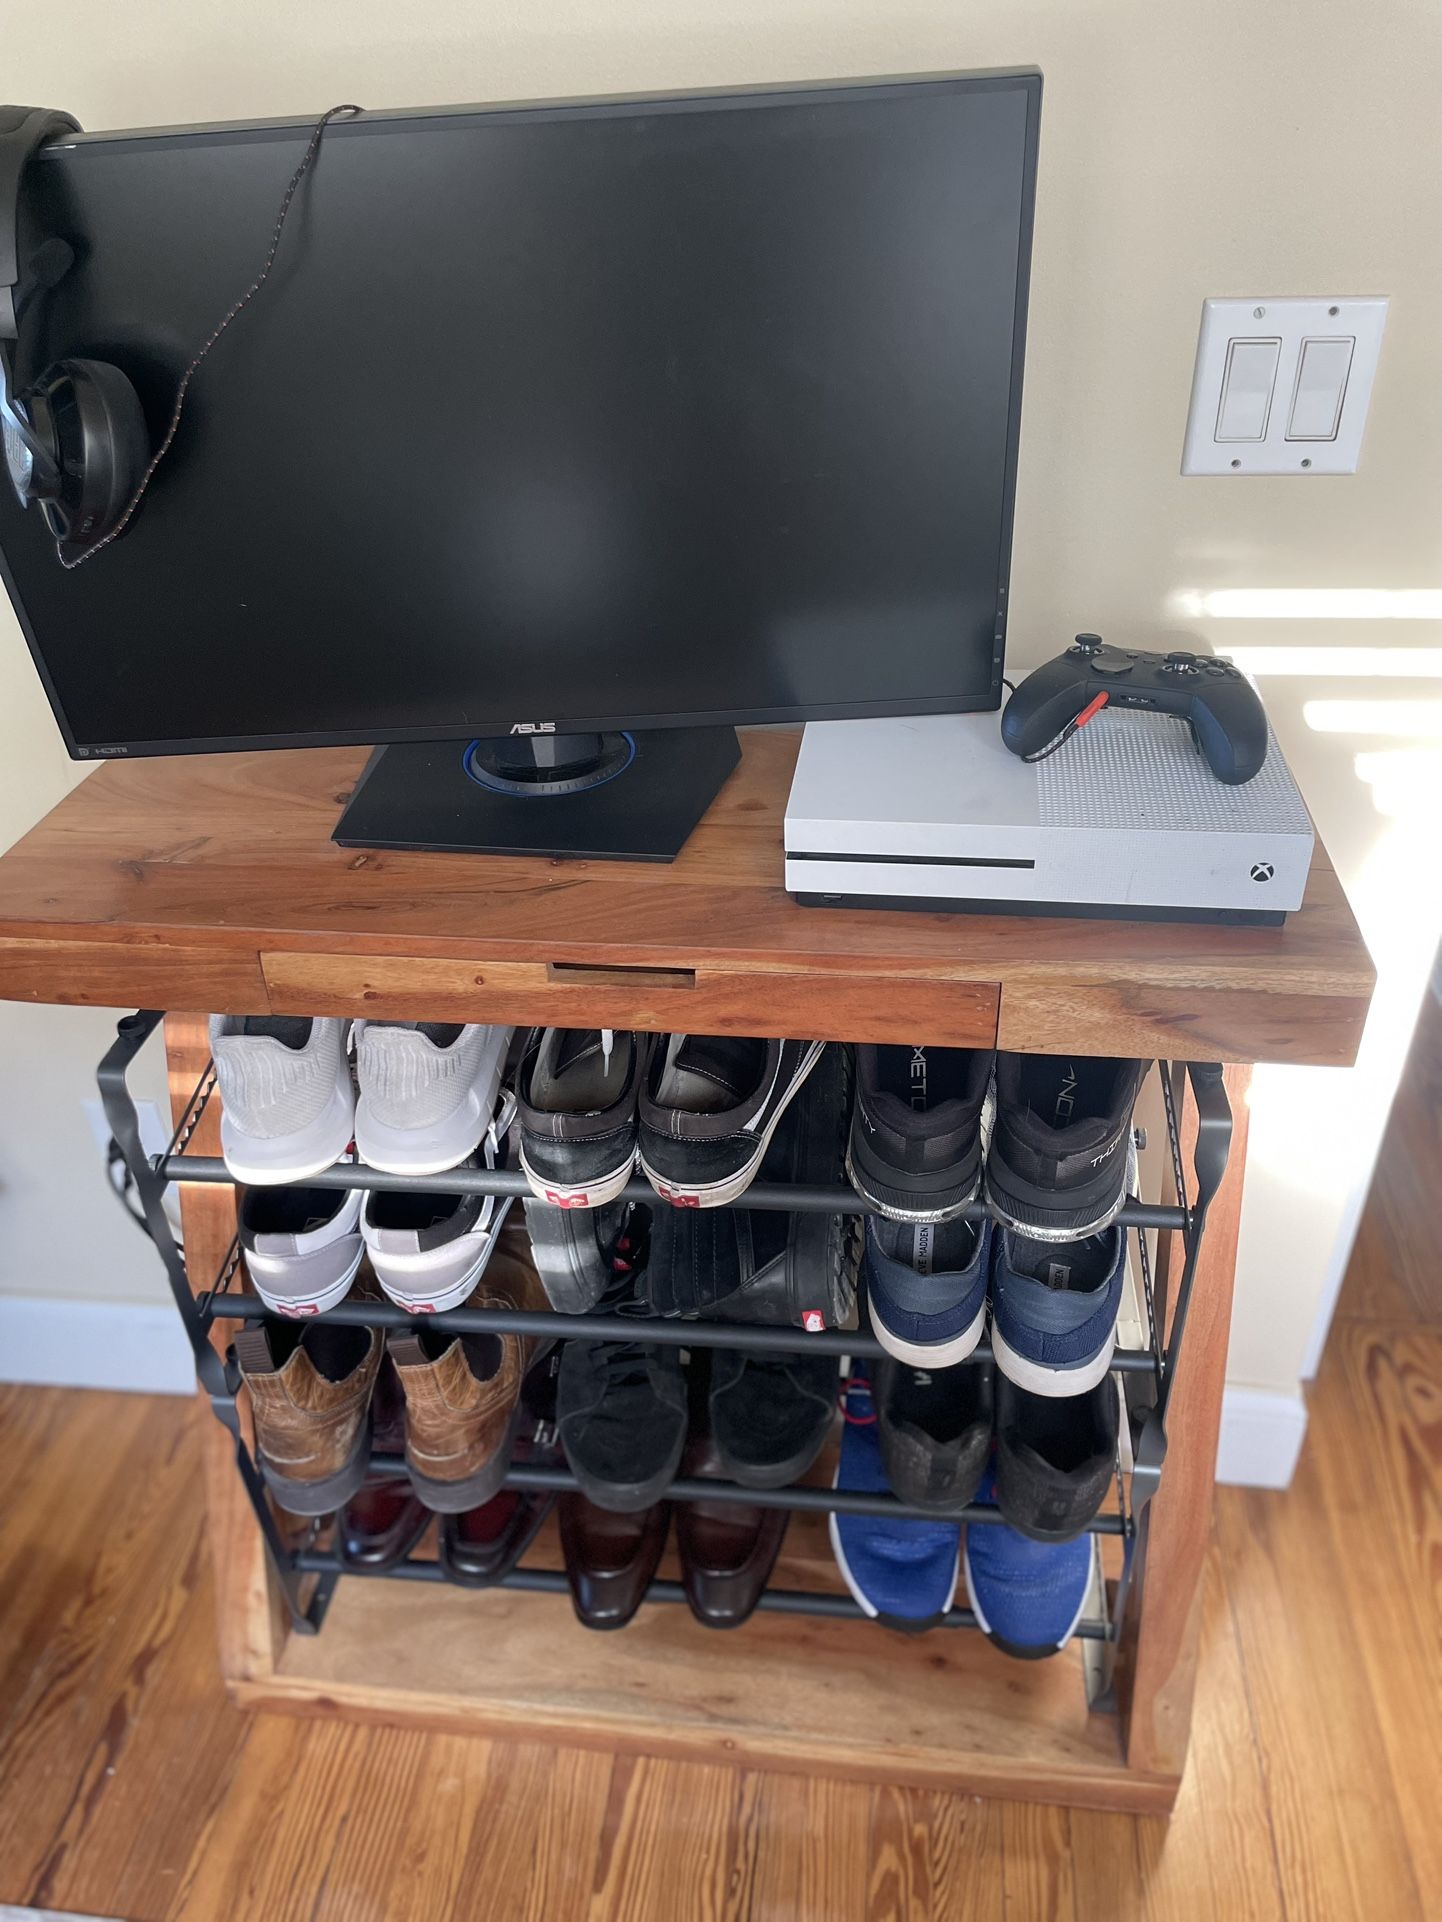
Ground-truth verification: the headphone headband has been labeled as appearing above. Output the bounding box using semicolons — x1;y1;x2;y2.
0;105;81;340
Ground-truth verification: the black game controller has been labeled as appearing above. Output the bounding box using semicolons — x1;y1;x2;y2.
1000;635;1269;785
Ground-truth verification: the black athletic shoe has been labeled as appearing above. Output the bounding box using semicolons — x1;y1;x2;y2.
556;1269;687;1513
875;1354;994;1515
637;1033;826;1207
994;1374;1118;1542
642;1044;860;1328
708;1349;839;1489
847;1045;994;1223
516;1028;651;1209
985;1054;1147;1240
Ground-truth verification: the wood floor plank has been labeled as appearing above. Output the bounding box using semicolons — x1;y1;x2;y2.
998;1800;1075;1921
1214;1448;1427;1922
1305;1322;1442;1916
586;1757;748;1922
1067;1809;1147;1922
864;1787;1004;1922
1134;1538;1285;1922
452;1741;614;1922
746;1772;871;1922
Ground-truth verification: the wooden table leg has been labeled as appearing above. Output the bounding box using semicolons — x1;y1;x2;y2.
165;1011;287;1689
1119;1062;1252;1786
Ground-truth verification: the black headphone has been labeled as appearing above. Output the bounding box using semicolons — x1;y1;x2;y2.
0;105;151;561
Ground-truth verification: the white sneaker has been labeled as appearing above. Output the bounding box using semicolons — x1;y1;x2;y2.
360;1095;516;1312
209;1016;355;1184
239;1180;364;1317
355;1022;512;1176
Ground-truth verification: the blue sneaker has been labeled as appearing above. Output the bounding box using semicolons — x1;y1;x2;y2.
988;1225;1126;1397
829;1363;960;1630
864;1214;991;1367
963;1472;1094;1658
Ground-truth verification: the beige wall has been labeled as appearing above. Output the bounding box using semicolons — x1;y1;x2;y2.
3;1;1440;1433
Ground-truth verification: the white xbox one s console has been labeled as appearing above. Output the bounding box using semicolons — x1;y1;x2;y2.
784;710;1314;924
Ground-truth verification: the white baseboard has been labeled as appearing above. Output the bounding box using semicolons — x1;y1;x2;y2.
0;1295;194;1395
1215;1384;1309;1489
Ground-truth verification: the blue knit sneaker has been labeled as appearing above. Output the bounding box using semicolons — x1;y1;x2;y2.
829;1363;960;1630
988;1225;1126;1397
864;1214;991;1367
963;1471;1094;1658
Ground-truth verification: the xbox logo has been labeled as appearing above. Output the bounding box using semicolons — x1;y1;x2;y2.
1250;862;1274;883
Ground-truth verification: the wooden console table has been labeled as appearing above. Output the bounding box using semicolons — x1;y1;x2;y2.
0;729;1374;1814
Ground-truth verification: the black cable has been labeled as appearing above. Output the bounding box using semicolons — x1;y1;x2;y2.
59;103;362;570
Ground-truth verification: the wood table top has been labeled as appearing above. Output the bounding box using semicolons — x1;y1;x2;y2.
0;730;1374;1063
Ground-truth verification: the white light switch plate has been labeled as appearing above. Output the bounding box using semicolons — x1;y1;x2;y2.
1182;297;1387;475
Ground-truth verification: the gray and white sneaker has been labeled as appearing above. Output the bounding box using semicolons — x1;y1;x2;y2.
362;1175;513;1315
209;1015;355;1185
637;1034;827;1208
239;1179;364;1317
355;1022;512;1176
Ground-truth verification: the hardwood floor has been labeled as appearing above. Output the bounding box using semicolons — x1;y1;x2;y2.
1;1002;1439;1921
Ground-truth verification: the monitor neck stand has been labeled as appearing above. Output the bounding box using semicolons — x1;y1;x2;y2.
331;727;742;862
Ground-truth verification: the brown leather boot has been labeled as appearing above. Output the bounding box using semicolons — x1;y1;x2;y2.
235;1318;381;1517
390;1215;550;1513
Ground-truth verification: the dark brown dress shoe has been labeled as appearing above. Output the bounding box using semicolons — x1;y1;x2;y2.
558;1495;668;1630
339;1356;429;1570
676;1429;789;1629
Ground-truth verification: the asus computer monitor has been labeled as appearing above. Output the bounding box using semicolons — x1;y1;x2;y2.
0;73;1040;856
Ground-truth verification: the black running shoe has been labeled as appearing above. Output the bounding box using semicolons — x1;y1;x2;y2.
875;1354;994;1515
994;1373;1118;1543
985;1054;1146;1240
847;1045;994;1222
516;1028;651;1209
556;1269;687;1512
708;1348;839;1489
637;1033;826;1208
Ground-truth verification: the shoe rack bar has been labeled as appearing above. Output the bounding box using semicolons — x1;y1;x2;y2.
198;1281;1161;1374
163;1149;1192;1230
360;1450;1130;1534
288;1548;1114;1639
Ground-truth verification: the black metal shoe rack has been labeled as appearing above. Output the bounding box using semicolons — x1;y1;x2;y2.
99;1011;1232;1668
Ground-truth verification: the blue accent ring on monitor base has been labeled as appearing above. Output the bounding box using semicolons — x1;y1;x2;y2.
462;731;636;798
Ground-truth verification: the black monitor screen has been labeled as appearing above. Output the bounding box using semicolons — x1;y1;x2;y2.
0;75;1040;756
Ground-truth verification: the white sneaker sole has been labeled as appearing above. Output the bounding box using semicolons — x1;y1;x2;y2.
248;1242;365;1319
639;1041;826;1209
518;1145;635;1211
989;1319;1117;1397
869;1295;987;1370
219;1071;356;1186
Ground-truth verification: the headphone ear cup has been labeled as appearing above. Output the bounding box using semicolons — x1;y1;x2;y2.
28;356;148;553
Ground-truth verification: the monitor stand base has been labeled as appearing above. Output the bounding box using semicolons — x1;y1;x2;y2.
332;728;742;861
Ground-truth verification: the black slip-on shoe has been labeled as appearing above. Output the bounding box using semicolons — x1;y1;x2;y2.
556;1271;687;1512
516;1027;651;1209
874;1353;994;1515
994;1372;1119;1542
847;1045;995;1222
985;1054;1147;1241
708;1348;838;1489
638;1033;826;1208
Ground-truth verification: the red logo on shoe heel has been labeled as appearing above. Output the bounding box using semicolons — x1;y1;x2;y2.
544;1188;589;1209
802;1311;826;1333
665;1192;700;1208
